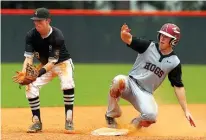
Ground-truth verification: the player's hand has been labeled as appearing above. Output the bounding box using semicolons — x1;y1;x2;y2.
185;111;196;127
120;23;132;45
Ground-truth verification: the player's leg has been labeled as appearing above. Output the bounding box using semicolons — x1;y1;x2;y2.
123;77;158;128
26;70;56;133
54;59;75;131
105;74;130;128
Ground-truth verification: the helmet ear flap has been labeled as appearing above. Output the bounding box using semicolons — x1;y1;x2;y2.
157;33;161;41
170;38;177;46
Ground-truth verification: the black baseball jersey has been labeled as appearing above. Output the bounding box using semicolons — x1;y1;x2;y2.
24;26;71;65
127;37;184;93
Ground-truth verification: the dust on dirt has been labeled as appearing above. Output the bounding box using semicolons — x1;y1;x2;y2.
2;104;206;140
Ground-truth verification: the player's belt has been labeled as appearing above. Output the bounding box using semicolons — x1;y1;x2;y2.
129;75;147;92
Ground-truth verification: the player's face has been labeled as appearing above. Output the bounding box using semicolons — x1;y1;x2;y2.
159;34;172;49
33;19;50;34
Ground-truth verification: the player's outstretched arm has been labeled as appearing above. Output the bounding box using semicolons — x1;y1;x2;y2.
174;86;188;112
168;63;196;127
174;86;196;127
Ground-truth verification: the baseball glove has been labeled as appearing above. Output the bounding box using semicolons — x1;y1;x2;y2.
12;63;39;85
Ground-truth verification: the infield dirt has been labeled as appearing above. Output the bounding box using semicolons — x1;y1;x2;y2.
2;104;206;140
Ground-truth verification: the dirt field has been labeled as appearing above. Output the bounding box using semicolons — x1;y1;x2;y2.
2;104;206;140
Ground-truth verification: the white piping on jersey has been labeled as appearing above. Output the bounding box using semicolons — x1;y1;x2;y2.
43;26;53;39
48;57;58;63
24;51;34;58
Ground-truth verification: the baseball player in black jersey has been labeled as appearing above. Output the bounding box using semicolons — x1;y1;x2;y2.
22;8;75;133
105;23;196;129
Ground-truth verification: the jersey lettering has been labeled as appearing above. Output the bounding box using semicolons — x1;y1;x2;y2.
144;62;164;78
150;64;156;72
144;62;150;70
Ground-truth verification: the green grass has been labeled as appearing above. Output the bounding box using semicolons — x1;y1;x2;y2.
1;63;206;108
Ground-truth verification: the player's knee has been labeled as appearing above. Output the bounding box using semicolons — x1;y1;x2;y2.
142;112;158;123
134;112;157;128
112;75;127;91
139;120;156;127
25;85;40;99
26;92;39;99
61;78;75;90
110;75;127;98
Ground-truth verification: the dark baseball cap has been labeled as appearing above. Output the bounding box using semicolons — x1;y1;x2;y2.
31;7;51;20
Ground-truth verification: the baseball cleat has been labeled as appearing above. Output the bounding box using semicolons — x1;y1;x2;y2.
64;120;75;134
27;116;42;133
130;118;142;129
105;114;117;128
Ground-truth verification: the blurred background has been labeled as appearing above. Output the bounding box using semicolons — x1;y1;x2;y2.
2;1;206;64
1;1;206;108
2;1;206;11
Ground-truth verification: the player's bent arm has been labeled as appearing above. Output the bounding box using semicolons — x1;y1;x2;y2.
38;33;63;77
121;29;150;54
22;57;33;72
43;61;55;72
38;51;59;77
37;31;64;77
38;62;55;77
126;37;151;54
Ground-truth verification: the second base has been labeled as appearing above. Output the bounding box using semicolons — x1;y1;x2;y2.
91;127;129;136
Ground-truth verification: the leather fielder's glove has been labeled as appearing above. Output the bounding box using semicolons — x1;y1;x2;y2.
12;63;39;86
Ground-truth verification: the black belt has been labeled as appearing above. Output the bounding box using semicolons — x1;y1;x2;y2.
129;75;146;92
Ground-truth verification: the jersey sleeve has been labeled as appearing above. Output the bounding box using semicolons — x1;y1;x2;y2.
48;32;64;63
24;32;34;58
168;63;184;87
127;37;151;53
